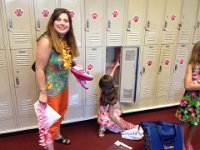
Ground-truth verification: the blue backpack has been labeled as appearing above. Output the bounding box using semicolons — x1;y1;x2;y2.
140;121;183;150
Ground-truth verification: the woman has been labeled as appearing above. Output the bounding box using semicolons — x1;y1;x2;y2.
35;8;79;150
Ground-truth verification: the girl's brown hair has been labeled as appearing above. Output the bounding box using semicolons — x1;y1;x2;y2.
189;41;200;69
46;8;79;57
99;74;118;106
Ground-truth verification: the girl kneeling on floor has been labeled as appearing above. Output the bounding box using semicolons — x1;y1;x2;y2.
97;74;143;140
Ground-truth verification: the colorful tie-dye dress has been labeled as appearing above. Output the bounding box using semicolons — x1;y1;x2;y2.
175;65;200;126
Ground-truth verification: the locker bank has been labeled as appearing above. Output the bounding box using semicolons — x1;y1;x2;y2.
0;0;200;135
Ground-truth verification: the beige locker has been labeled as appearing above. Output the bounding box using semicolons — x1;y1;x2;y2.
169;44;188;102
193;2;200;43
139;45;159;100
120;47;139;103
33;0;58;38
161;0;182;44
178;0;199;44
64;48;84;121
84;0;104;47
155;44;174;97
4;0;33;49
125;0;146;46
106;0;125;46
85;47;103;117
0;13;5;49
11;49;37;127
0;50;14;119
144;0;165;45
61;0;82;47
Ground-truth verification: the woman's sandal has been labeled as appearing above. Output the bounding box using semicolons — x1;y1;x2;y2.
54;137;71;145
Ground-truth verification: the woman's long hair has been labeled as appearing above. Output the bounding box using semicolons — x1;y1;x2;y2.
189;41;200;70
46;8;79;57
99;74;118;106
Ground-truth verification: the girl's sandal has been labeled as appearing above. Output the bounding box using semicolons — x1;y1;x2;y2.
54;137;71;145
98;129;105;137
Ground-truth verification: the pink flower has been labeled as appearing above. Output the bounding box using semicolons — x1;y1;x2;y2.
191;112;196;118
188;106;194;113
190;92;197;98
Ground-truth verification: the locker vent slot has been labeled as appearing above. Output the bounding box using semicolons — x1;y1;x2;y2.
125;50;136;61
88;49;100;62
12;33;29;44
21;99;34;113
129;32;140;42
86;93;99;105
163;31;175;41
0;102;9;115
146;32;158;42
122;89;133;99
109;33;121;42
0;55;3;67
88;33;101;42
16;53;30;66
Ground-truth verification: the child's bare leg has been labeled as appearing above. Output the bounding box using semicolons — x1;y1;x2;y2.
185;124;196;149
180;122;186;148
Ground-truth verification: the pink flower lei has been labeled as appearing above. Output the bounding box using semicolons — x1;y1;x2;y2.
37;103;52;149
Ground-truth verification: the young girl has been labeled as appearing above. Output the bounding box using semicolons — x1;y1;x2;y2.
97;74;143;139
175;41;200;150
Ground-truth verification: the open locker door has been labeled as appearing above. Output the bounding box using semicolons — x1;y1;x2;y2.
120;47;139;103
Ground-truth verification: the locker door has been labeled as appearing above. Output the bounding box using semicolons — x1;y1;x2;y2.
0;51;13;118
178;0;198;44
126;0;146;46
85;47;103;117
11;49;37;127
161;0;181;44
4;0;33;49
144;0;165;45
33;0;58;38
85;0;104;47
170;44;188;96
0;13;5;49
61;0;82;47
193;2;200;43
156;44;174;97
139;45;159;99
106;0;125;46
120;47;139;103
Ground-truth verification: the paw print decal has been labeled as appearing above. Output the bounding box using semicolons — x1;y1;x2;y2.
87;64;94;71
42;9;49;17
69;11;75;18
147;60;153;66
133;16;139;22
15;8;23;17
179;59;184;64
92;12;98;20
165;60;169;65
171;15;176;21
112;10;119;18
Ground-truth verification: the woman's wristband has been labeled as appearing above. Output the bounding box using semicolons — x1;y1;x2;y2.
40;89;47;94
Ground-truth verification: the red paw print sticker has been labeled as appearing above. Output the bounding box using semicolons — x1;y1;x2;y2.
165;60;169;65
179;59;184;64
147;60;153;66
92;12;98;20
42;9;49;17
87;64;94;70
171;15;176;21
133;16;139;22
69;11;75;18
15;8;23;17
112;10;119;18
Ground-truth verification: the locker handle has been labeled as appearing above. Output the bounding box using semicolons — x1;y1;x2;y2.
15;76;19;88
174;64;178;71
85;19;90;31
163;21;167;31
107;20;111;31
159;65;162;73
145;21;150;31
36;19;41;31
178;23;182;30
140;67;145;75
127;20;131;31
196;21;200;29
8;18;13;31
